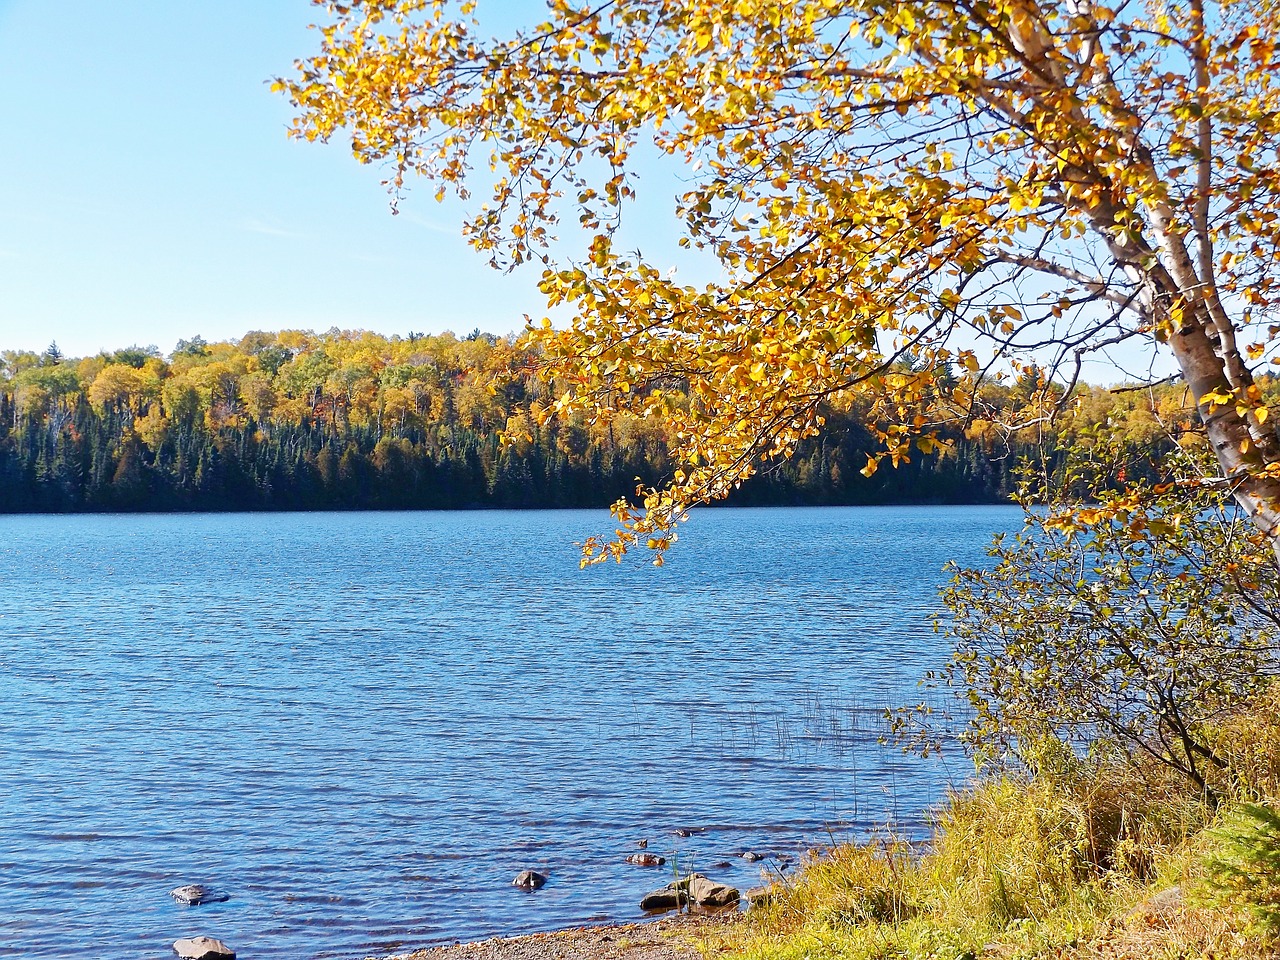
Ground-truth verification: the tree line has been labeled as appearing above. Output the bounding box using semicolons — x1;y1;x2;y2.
0;329;1215;514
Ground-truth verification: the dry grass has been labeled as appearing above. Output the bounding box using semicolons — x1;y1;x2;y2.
701;706;1280;960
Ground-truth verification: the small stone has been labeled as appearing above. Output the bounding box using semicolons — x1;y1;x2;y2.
636;839;648;849
512;870;547;890
625;853;666;867
170;885;229;906
173;936;235;960
673;828;694;838
740;850;763;862
711;861;733;870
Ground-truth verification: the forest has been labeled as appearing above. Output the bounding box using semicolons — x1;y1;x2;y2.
0;328;1224;514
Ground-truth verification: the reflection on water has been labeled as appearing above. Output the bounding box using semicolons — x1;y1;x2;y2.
0;505;1015;959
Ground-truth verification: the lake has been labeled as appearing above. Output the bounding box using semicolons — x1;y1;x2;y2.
0;505;1018;959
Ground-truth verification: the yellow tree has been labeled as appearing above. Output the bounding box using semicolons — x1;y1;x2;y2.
282;0;1280;561
88;364;149;425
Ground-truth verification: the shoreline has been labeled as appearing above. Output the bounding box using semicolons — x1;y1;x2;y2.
370;914;735;960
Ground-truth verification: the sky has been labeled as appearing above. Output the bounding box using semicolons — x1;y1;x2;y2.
0;0;1167;384
0;0;697;359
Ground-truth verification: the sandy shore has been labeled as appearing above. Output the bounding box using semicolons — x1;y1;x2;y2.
373;913;735;960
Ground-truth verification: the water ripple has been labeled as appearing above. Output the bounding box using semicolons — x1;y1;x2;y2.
0;505;1015;959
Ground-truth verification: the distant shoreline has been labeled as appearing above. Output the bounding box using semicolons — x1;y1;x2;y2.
0;498;1014;518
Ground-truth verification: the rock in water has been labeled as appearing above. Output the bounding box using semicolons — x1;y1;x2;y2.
639;887;689;911
740;850;763;862
512;870;547;890
640;873;698;913
639;872;739;912
688;875;740;908
170;885;228;906
625;853;666;867
173;936;236;960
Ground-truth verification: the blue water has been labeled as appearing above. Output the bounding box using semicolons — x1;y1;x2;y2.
0;505;1017;959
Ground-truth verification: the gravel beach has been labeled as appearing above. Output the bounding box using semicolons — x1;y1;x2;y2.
373;914;734;960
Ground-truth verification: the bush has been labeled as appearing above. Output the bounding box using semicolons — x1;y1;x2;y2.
936;444;1280;794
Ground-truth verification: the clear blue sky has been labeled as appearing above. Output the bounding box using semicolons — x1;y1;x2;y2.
0;0;1161;384
0;0;687;359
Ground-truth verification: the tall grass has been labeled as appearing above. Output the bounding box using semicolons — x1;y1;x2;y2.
730;775;1132;960
711;692;1280;960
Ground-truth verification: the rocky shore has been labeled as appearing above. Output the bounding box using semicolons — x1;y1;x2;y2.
371;913;735;960
167;847;772;960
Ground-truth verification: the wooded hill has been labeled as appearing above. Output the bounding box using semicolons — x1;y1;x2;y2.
0;329;1210;513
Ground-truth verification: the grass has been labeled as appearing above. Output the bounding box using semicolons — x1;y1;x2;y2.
698;695;1280;960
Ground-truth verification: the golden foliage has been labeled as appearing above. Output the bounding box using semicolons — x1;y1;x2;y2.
282;0;1280;560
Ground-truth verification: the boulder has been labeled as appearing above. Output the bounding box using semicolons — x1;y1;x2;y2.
673;828;694;838
512;870;547;890
1127;885;1183;922
688;874;740;908
668;873;701;892
173;936;235;960
639;873;739;913
625;853;666;867
170;885;228;906
640;887;689;911
746;885;778;909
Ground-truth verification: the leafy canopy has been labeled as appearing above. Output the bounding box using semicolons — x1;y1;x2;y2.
282;0;1280;561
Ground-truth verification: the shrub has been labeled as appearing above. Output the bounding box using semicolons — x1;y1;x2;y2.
937;445;1280;794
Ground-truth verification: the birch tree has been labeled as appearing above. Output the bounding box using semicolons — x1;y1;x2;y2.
282;0;1280;561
